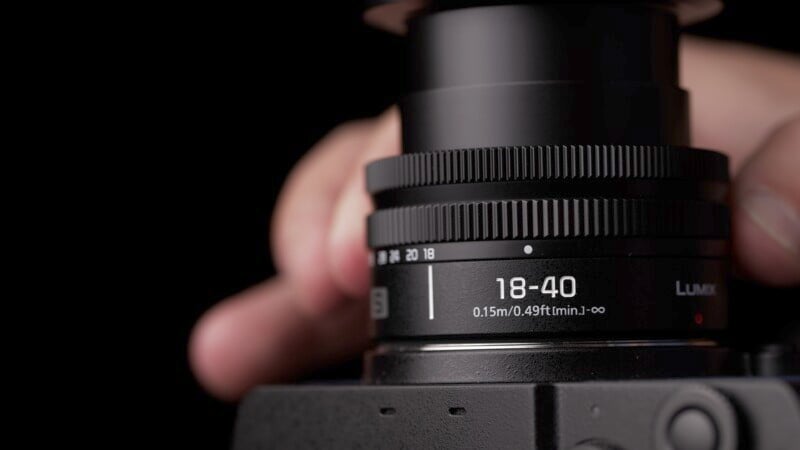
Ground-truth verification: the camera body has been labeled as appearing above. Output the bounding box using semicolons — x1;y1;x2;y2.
234;378;800;449
233;1;799;448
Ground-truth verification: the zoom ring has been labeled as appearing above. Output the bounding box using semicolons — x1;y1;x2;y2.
368;198;729;247
366;145;728;194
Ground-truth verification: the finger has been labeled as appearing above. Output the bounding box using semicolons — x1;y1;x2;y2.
271;120;374;315
189;278;369;401
732;114;800;286
327;107;401;299
681;36;800;172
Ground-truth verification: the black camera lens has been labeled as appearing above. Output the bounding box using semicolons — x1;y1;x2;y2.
364;0;742;384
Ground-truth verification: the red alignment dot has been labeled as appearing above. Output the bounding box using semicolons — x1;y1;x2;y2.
694;313;704;325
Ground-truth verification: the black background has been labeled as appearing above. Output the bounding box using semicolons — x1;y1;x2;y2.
160;1;799;448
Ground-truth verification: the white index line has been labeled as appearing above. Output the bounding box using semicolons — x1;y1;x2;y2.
427;264;434;320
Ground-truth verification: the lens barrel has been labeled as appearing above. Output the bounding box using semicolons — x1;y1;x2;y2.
364;1;741;384
402;3;686;150
368;144;730;337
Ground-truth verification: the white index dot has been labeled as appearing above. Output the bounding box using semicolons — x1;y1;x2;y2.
523;245;533;255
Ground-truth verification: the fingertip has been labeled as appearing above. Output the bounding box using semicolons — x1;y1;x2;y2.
732;116;800;286
189;280;309;401
733;199;800;286
189;300;252;401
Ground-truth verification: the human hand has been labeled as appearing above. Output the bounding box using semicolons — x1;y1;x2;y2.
190;37;800;401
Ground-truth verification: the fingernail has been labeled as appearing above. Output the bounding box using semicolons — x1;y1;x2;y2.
739;187;800;259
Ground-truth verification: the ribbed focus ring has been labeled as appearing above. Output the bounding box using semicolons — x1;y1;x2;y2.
366;145;728;194
368;198;729;247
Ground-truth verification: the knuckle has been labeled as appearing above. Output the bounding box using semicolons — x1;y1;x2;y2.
327;118;375;142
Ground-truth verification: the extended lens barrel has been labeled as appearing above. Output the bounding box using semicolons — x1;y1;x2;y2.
364;1;741;384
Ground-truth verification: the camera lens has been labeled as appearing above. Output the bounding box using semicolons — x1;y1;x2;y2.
364;1;743;384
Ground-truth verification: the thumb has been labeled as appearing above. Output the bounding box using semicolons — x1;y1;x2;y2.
327;107;401;300
733;114;800;286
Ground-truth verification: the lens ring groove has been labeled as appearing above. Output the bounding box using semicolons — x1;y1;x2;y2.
367;145;728;194
368;198;729;247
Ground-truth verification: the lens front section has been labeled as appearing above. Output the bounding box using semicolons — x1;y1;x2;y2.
365;145;740;383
